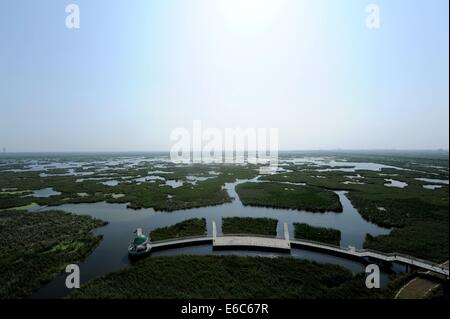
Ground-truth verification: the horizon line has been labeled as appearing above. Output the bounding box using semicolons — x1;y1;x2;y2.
0;149;448;154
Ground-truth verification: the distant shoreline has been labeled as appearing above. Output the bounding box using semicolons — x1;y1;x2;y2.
0;149;448;160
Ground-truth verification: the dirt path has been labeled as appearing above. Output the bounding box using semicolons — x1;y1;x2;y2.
395;261;449;299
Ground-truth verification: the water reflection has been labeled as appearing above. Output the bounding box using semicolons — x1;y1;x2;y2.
30;179;392;298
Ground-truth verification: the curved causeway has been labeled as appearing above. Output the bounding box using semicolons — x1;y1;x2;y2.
146;221;449;277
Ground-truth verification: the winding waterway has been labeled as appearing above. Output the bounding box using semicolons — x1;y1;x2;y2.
30;179;395;298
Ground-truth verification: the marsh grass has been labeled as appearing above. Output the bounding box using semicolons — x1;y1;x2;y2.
149;218;207;241
222;217;278;236
294;223;341;246
68;255;410;299
236;182;343;212
0;210;107;298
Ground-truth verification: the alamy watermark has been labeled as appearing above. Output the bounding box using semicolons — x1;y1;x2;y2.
64;3;380;31
365;264;380;289
65;4;80;29
366;4;381;30
63;3;380;31
65;264;80;289
170;121;279;174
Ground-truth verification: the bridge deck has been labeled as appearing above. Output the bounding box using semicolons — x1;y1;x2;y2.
151;237;212;250
214;236;291;251
137;221;449;277
291;240;449;277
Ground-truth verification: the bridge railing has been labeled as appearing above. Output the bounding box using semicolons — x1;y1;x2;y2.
356;248;447;269
220;233;278;239
290;238;344;250
291;239;448;272
149;234;447;273
151;235;212;245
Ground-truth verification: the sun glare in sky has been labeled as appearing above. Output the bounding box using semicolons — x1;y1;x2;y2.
0;0;448;151
215;0;287;35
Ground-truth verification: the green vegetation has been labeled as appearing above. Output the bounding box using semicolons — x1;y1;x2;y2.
119;177;232;211
0;163;260;212
260;157;449;262
396;273;446;299
69;255;408;299
0;153;448;264
0;202;39;211
235;182;342;212
0;210;107;298
344;175;448;262
259;170;365;191
322;151;449;178
222;217;278;236
294;223;341;246
365;222;449;262
427;282;449;300
149;218;207;241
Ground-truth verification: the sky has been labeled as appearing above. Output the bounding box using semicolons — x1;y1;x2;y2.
0;0;448;152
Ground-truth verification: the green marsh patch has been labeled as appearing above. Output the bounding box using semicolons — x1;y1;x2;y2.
149;218;207;241
222;217;278;236
68;255;407;299
0;210;107;298
235;182;342;212
294;223;341;246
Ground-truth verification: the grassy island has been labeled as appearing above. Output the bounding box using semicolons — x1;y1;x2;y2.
0;210;107;298
222;217;278;236
294;223;341;246
149;218;207;241
68;255;409;299
235;182;343;212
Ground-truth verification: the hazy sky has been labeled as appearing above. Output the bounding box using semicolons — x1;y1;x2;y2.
0;0;448;152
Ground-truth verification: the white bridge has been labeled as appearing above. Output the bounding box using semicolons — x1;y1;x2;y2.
212;221;291;251
146;221;449;277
